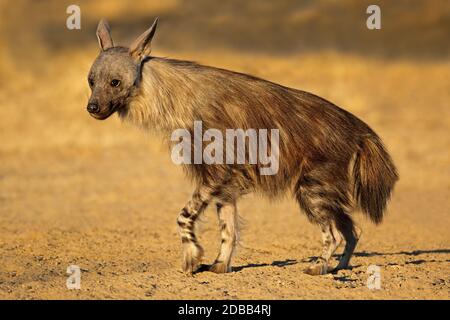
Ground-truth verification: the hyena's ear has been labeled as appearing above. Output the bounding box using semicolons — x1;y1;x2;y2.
129;18;158;61
96;19;114;51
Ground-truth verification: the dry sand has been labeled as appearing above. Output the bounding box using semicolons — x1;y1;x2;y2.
0;0;449;299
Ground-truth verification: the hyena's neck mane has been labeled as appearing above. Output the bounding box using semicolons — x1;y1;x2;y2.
121;57;194;134
120;56;290;137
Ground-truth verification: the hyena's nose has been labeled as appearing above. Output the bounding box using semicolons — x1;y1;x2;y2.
87;102;100;114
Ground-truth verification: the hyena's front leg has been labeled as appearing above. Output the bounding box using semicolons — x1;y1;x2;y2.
209;201;240;273
177;187;211;274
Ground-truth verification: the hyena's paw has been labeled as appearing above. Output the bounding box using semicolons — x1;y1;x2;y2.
304;262;329;276
181;243;204;274
209;261;231;274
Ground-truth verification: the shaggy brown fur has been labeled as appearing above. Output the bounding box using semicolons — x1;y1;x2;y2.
87;19;398;275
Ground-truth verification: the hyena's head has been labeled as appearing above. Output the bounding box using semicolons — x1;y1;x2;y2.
87;18;158;120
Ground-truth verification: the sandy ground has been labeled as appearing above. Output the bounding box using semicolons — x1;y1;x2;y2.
0;1;449;299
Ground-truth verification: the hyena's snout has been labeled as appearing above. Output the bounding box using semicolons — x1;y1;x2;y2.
86;98;117;120
87;102;100;114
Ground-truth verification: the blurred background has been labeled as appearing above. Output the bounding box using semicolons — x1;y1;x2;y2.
0;0;449;299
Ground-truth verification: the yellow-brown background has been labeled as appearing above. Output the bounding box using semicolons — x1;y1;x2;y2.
0;0;449;299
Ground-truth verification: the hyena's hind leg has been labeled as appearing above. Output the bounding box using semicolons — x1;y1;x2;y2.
303;220;343;275
210;200;240;273
333;215;360;271
295;170;357;275
177;186;212;274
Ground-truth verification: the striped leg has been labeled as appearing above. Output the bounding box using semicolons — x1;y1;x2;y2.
295;167;353;275
177;187;210;274
210;201;240;273
304;220;342;275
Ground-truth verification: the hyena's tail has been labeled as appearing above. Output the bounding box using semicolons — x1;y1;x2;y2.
352;134;399;224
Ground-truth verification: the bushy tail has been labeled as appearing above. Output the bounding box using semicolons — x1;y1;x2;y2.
353;135;399;224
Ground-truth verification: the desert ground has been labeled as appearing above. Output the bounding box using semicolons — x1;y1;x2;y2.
0;1;449;299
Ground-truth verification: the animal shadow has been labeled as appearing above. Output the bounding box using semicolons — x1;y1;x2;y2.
196;259;298;274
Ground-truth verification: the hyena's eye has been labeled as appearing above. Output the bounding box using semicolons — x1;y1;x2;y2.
88;78;94;88
110;79;121;87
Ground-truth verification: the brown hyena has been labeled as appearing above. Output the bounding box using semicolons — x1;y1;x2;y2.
87;19;398;275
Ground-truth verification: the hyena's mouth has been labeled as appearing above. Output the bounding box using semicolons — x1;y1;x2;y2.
89;102;122;120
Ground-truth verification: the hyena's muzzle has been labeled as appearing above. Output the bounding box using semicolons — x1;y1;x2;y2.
87;100;120;120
